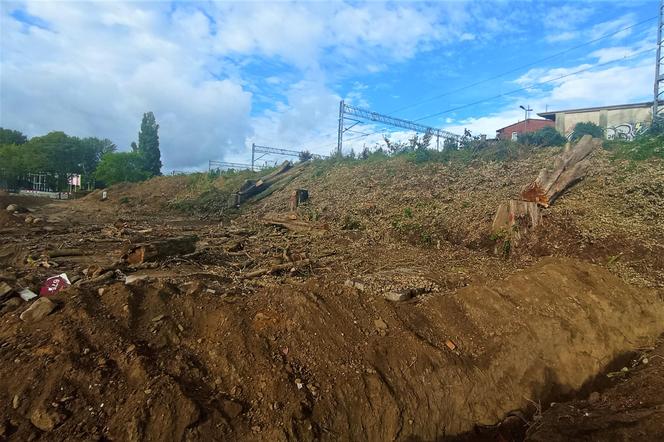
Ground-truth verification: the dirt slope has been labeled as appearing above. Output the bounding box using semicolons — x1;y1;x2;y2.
1;145;663;441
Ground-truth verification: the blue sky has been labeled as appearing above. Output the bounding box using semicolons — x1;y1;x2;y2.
0;0;657;170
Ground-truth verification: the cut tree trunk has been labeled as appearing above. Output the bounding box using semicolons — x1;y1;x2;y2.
491;200;541;253
122;235;198;265
289;189;309;211
521;135;601;207
234;161;293;205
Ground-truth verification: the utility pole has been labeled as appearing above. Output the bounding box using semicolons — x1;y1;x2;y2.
251;143;255;171
520;104;532;133
654;0;664;121
337;100;344;156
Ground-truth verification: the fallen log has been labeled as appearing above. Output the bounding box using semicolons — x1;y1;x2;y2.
233;161;292;205
122;235;198;265
263;214;328;234
520;135;601;207
47;248;90;258
75;270;114;286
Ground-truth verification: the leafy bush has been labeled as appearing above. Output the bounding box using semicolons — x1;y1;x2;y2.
570;122;603;141
518;126;566;146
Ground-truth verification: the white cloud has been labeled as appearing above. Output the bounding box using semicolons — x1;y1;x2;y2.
1;0;479;170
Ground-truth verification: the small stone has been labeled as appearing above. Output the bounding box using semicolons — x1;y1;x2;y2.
588;392;600;403
30;407;66;432
25;215;35;224
374;318;388;331
5;204;18;212
12;394;20;409
251;425;261;433
20;298;56;322
125;274;149;285
151;314;166;322
642;357;649;365
383;291;411;302
221;399;243;418
126;344;136;353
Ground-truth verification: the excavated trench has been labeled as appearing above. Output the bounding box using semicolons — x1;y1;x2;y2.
4;255;663;441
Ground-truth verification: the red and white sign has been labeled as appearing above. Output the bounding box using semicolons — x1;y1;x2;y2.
40;273;71;296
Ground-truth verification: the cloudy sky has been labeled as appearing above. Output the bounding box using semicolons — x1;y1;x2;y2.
0;0;657;170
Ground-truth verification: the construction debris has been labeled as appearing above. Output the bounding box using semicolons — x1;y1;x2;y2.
39;273;71;296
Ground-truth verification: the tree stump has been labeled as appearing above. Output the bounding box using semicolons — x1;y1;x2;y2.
289;189;309;211
521;135;601;207
492;199;541;245
122;235;198;264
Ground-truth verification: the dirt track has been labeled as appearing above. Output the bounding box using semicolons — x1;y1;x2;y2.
1;149;664;441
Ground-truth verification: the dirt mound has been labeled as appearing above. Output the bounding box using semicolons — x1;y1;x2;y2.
1;258;663;440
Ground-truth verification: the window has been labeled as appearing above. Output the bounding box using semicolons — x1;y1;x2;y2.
511;131;518;141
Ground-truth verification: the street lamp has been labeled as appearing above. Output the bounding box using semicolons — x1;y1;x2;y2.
520;105;533;134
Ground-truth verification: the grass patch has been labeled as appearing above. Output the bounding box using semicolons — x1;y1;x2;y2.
604;136;664;161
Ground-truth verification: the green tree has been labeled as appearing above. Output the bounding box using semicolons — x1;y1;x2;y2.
95;152;151;185
519;126;566;146
571;122;603;141
0;128;28;145
298;150;313;162
137;112;162;176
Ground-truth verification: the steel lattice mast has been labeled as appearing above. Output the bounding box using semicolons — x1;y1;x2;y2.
655;0;664;121
336;101;461;155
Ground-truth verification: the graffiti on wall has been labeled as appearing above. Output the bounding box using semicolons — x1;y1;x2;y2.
605;122;648;141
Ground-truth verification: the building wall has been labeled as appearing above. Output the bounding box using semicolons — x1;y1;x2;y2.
496;119;554;140
555;105;651;140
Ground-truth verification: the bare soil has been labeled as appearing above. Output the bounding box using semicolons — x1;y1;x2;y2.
1;147;663;441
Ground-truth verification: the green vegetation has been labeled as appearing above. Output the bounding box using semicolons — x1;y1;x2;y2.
168;168;262;215
518;126;566;147
604;135;664;161
0;128;28;145
0;131;117;191
0;113;162;190
95;152;150;185
137;111;162;176
570;122;603;141
341;214;362;230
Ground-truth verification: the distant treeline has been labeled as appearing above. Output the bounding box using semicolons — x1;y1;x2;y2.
0;112;162;191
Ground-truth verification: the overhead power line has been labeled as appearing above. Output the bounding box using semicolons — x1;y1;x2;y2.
315;14;657;152
386;15;657;117
336;46;655;146
414;46;656;122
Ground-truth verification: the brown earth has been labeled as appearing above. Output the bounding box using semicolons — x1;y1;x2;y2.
1;146;663;441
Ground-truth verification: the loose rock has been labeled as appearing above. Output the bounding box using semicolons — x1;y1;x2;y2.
30;407;67;432
20;298;56;322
